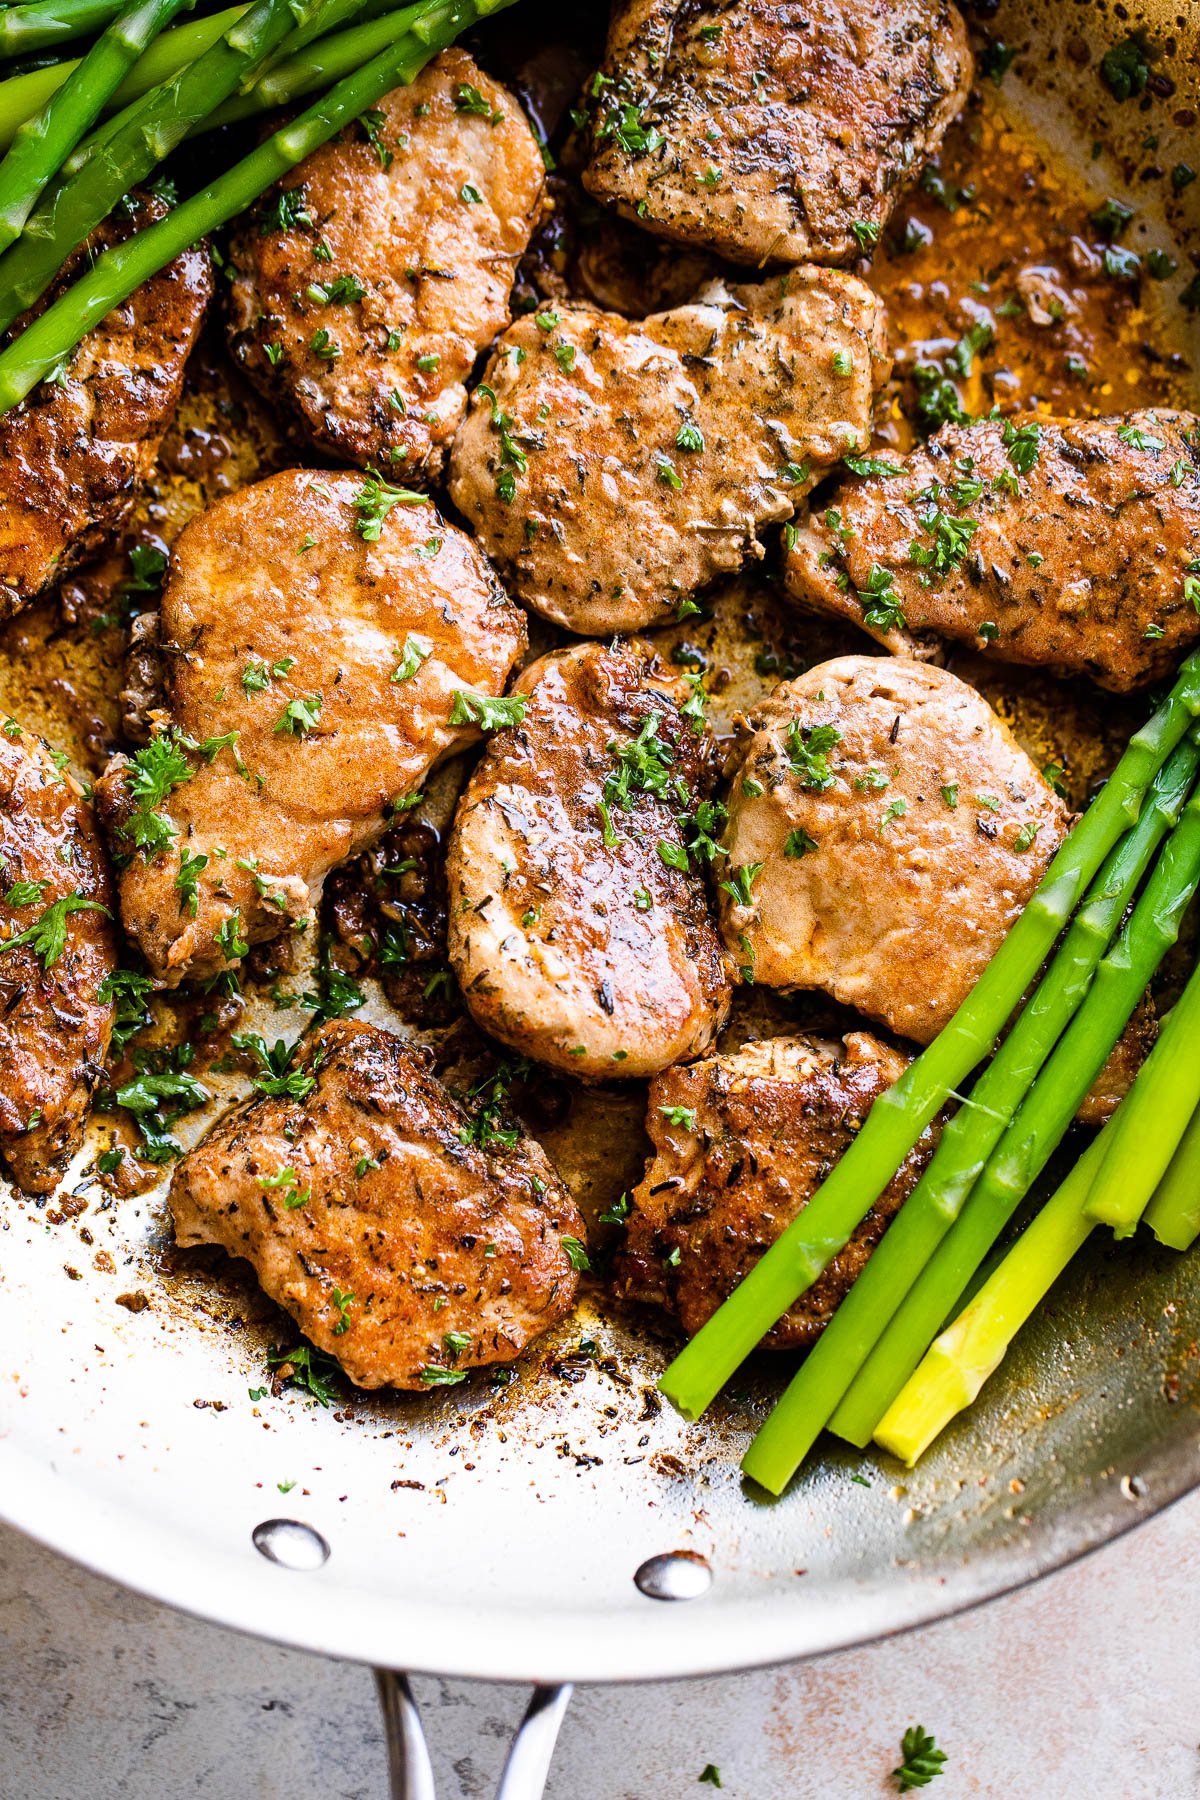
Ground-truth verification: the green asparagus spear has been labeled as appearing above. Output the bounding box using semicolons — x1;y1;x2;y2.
1144;1098;1200;1250
658;651;1200;1424
1083;956;1200;1236
0;0;339;334
736;735;1200;1493
64;0;410;168
872;1130;1108;1466
828;782;1200;1458
0;0;195;252
0;6;245;154
0;0;516;413
0;0;126;59
72;0;419;158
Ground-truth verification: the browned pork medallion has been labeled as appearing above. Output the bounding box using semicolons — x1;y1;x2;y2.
0;727;117;1194
448;269;889;632
446;640;735;1080
227;49;545;476
615;1032;941;1344
718;656;1068;1044
94;468;527;986
785;411;1200;692
170;1020;585;1388
0;197;211;621
580;0;973;267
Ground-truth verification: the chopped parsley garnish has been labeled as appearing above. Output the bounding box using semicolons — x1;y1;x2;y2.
683;798;727;864
454;81;501;121
832;349;853;376
460;182;483;205
309;327;341;360
260;186;313;236
1001;418;1042;475
351;469;423;540
99;966;154;1049
655;452;683;489
912;362;968;434
275;694;322;736
600;713;676;841
4;878;46;907
448;690;527;732
850;219;880;251
233;1032;317;1101
657;839;689;872
659;1105;697;1131
854;768;889;793
910;507;977;577
330;1287;354;1335
844;455;903;478
721;862;763;907
595;101;664;157
175;849;207;916
1117;422;1165;451
562;1235;591;1271
116;1063;209;1164
1090;196;1134;240
474;381;528;503
391;634;431;684
1013;821;1040;852
215;909;247;962
420;1365;468;1386
879;797;907;833
858;563;907;631
0;892;109;969
306;272;367;306
698;1770;722;1791
268;1343;340;1406
259;1166;311;1210
676;421;704;452
459;1055;530;1152
786;719;841;791
784;828;819;857
117;542;168;602
359;107;393;168
1100;32;1151;103
893;1724;946;1793
242;654;295;695
979;39;1017;84
120;731;193;860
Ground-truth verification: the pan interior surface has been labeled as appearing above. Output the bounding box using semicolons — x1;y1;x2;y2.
1;0;1199;1683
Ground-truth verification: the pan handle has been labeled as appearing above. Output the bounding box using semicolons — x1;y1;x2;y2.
374;1669;573;1800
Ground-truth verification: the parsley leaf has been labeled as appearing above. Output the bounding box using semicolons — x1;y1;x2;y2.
351;469;424;540
0;892;109;970
120;731;193;861
893;1724;947;1793
449;690;527;732
233;1032;318;1101
275;694;322;736
786;719;842;791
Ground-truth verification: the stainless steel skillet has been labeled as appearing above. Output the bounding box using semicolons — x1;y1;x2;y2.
1;0;1199;1793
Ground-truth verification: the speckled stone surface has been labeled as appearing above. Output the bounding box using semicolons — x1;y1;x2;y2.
2;1491;1198;1798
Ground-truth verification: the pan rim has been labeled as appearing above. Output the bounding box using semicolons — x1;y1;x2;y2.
1;1427;1195;1683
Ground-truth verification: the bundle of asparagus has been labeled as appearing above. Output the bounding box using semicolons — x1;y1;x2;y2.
0;0;516;407
661;651;1200;1492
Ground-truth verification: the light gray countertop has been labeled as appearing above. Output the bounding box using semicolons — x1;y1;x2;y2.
2;1487;1197;1799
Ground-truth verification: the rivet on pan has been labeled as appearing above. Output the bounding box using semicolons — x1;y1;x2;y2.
252;1518;331;1570
1120;1474;1148;1502
634;1551;712;1601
